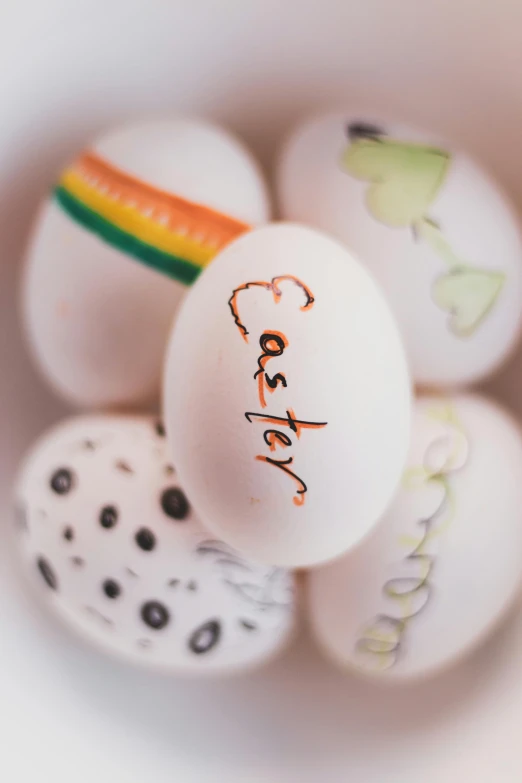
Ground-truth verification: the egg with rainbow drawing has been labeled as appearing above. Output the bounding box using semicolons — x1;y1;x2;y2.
22;118;270;408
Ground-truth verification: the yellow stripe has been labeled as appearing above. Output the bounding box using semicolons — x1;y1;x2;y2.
60;169;215;268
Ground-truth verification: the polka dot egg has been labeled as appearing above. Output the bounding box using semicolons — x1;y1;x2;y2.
14;415;295;674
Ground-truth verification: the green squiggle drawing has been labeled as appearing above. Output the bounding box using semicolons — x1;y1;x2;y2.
355;401;467;672
341;127;506;337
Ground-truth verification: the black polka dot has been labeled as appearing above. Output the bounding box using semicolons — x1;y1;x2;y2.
189;620;221;655
37;556;58;590
239;619;257;631
135;528;156;551
155;421;166;437
99;505;118;529
102;579;121;599
161;487;189;520
141;601;169;630
63;526;74;542
50;468;74;495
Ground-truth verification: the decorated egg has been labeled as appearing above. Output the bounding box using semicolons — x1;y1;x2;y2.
163;223;411;567
308;393;522;680
15;415;295;674
23;118;270;408
277;111;522;387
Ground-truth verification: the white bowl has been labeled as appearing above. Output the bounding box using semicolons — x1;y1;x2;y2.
2;1;522;781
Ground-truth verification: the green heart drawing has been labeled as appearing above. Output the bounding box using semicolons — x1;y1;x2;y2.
342;129;506;337
342;138;451;227
432;267;506;337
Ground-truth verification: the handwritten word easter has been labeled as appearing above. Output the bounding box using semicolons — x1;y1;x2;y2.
228;275;327;507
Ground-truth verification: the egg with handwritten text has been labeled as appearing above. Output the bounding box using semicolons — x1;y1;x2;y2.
163;223;411;567
14;415;295;673
277;111;522;387
308;393;522;680
23;118;270;408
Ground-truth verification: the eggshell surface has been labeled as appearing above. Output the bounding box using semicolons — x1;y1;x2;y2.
23;118;270;408
308;393;522;680
15;415;295;674
277;111;522;387
163;223;412;567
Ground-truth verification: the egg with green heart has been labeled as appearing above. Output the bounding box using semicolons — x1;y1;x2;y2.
277;110;522;387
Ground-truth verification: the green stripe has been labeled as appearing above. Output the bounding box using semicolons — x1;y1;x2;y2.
54;186;202;286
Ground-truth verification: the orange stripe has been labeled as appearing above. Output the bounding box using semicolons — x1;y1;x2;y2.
74;151;251;248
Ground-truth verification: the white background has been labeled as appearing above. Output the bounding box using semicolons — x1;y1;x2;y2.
2;1;522;780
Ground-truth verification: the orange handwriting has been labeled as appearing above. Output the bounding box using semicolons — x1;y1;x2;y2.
228;275;315;343
229;275;325;507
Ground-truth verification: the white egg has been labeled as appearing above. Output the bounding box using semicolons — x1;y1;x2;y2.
23;118;270;408
308;393;522;680
277;111;522;388
15;415;295;674
163;223;411;567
